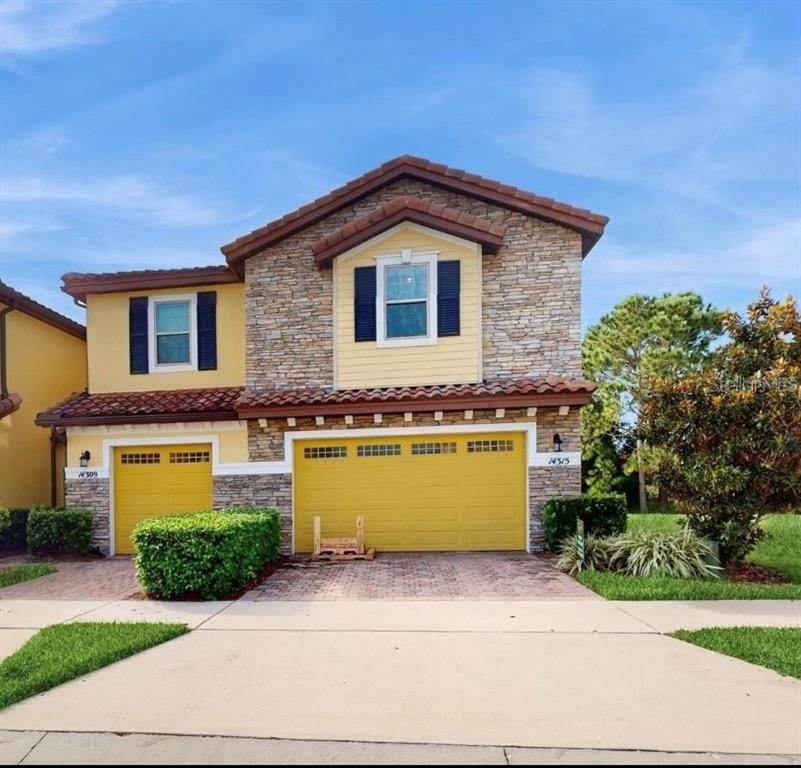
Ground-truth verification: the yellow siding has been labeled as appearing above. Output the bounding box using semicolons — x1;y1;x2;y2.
87;283;245;393
334;224;481;389
66;422;249;468
0;307;86;508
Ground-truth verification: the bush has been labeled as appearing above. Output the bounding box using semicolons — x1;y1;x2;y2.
542;494;627;551
0;507;9;532
0;509;29;551
557;533;612;575
133;507;281;600
27;507;93;556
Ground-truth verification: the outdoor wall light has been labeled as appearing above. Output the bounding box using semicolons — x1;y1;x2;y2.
79;450;91;468
553;433;564;452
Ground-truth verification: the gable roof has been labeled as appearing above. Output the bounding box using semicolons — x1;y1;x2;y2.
311;195;508;267
222;154;608;267
61;265;241;302
0;281;86;340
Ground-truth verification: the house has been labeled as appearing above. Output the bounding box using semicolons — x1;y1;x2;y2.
37;156;607;556
1;281;87;508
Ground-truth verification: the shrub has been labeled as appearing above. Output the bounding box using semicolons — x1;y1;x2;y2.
608;528;719;579
0;507;9;532
542;494;627;551
133;507;281;600
27;507;93;556
0;509;29;551
557;533;612;575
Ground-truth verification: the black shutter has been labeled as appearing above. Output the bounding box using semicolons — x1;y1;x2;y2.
437;260;460;337
354;266;377;342
197;291;218;370
129;297;149;374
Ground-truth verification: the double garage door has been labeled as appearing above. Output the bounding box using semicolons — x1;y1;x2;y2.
294;432;526;552
113;432;526;555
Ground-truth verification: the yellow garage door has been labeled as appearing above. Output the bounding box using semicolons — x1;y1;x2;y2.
114;444;213;554
294;432;526;552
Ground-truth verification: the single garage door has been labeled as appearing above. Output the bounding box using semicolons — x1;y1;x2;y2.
113;443;213;554
294;432;526;552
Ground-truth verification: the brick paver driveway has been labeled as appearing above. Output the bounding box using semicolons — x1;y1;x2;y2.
0;557;139;600
245;552;596;601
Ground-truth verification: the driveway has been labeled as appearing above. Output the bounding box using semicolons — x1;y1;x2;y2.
0;598;799;759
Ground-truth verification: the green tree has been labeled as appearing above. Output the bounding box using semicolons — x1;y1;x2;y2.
582;293;722;510
641;289;801;564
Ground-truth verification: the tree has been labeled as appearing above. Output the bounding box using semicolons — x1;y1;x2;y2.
641;289;801;564
582;293;721;510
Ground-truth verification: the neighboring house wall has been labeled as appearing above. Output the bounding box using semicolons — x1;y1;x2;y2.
86;283;245;393
246;178;583;392
334;223;482;388
0;306;86;508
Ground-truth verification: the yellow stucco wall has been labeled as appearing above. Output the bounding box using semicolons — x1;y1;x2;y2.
334;224;482;389
87;283;245;393
65;422;249;468
0;306;86;508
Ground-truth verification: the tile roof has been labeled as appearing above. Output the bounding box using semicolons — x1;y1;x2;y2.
61;266;241;302
222;154;609;265
310;195;508;266
0;281;86;340
237;377;596;417
0;393;22;419
36;387;243;426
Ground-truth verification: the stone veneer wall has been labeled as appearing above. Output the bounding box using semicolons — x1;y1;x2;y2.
245;178;582;391
247;408;581;553
65;477;110;555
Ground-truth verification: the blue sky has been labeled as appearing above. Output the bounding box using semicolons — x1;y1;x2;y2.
1;0;799;329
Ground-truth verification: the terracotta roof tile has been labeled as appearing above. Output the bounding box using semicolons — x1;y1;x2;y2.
310;195;509;266
0;281;85;340
36;387;243;427
237;378;596;417
221;155;609;263
0;393;22;419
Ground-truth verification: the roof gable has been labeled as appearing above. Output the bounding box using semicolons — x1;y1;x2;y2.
0;281;86;340
222;155;608;267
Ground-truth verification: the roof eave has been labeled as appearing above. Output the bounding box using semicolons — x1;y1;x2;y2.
35;409;239;428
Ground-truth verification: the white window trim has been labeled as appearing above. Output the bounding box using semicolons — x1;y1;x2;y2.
375;249;438;348
147;293;198;373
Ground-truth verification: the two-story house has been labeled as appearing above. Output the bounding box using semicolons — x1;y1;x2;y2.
37;156;607;556
1;281;87;508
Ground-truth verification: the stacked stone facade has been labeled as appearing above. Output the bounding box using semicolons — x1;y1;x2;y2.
65;476;110;555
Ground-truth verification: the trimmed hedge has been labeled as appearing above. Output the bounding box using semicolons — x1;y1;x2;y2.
27;507;93;556
542;494;627;551
0;509;30;552
133;507;281;600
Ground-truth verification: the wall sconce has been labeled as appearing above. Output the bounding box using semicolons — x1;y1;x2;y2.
553;433;564;452
79;450;91;468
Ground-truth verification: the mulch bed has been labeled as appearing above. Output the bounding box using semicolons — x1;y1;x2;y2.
725;563;790;584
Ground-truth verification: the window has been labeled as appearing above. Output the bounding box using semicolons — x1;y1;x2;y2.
357;443;401;457
169;451;210;464
148;294;197;372
304;446;348;459
411;441;457;455
376;250;437;347
467;439;515;453
120;452;160;465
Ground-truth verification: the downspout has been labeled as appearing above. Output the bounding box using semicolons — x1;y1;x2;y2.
0;303;17;399
50;428;66;507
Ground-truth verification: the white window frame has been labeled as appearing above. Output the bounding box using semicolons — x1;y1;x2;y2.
375;249;438;348
148;293;197;373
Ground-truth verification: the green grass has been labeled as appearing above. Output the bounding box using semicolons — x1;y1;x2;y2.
0;564;56;588
577;571;801;600
0;622;188;710
672;627;801;679
576;514;801;600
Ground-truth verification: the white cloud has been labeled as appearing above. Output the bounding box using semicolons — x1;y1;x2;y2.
0;0;120;56
0;220;70;242
0;174;258;228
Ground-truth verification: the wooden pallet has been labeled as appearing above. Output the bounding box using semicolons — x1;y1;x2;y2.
311;515;376;561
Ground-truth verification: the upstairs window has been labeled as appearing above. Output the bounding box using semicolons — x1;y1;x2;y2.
148;294;197;372
376;250;438;347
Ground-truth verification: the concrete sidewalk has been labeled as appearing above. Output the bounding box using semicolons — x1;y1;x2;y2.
2;730;800;765
0;598;799;757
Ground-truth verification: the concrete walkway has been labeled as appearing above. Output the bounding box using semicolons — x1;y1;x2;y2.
0;599;799;759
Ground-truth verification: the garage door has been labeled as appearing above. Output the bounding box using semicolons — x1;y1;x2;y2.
113;443;213;554
294;432;526;552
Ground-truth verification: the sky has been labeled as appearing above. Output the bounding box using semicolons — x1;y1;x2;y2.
0;0;799;329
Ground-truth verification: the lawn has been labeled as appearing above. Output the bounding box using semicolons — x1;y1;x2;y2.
0;564;56;589
0;622;187;710
672;627;801;680
576;513;801;600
